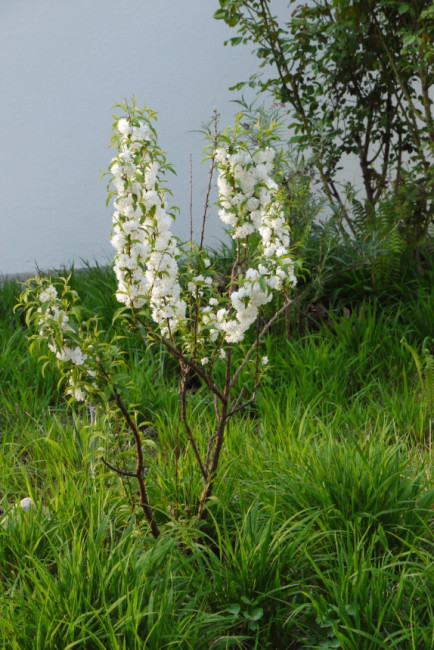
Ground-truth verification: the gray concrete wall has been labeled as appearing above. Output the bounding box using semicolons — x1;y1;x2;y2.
1;0;275;276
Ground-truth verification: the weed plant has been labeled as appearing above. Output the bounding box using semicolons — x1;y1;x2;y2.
0;262;432;649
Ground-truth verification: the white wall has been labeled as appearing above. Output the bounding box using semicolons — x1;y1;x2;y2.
0;0;274;276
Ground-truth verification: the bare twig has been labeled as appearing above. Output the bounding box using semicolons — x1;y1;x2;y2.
204;432;219;477
228;386;245;416
197;349;232;523
180;369;208;480
200;109;219;249
112;386;160;538
156;332;227;403
101;456;136;478
226;396;256;419
97;361;160;538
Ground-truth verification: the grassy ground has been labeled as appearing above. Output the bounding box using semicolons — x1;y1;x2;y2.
0;264;432;649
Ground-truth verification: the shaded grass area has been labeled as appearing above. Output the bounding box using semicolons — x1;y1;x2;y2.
0;265;432;649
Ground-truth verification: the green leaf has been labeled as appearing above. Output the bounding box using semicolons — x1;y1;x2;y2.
229;81;247;91
249;607;264;621
402;34;417;46
258;276;267;293
149;203;157;218
376;522;389;549
290;135;306;144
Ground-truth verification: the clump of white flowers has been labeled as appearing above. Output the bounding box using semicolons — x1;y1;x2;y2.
21;104;297;408
109;105;296;350
109;105;185;336
205;128;296;344
26;278;96;402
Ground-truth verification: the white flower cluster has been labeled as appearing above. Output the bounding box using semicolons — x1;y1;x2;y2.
110;113;185;334
38;285;71;334
209;140;296;343
186;274;213;295
110;108;295;350
216;146;275;239
37;283;88;401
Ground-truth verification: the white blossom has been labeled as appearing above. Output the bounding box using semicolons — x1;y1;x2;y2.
33;281;92;403
56;345;87;366
39;285;58;303
110;110;186;331
212;133;296;343
117;118;131;137
66;377;86;402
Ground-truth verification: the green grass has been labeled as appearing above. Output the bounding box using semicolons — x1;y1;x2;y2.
0;266;432;649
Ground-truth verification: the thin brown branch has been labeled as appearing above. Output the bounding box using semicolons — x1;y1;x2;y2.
150;329;226;404
203;348;232;479
97;360;160;538
418;64;434;144
200;110;219;249
196;351;232;523
374;91;393;204
226;396;256;419
101;456;137;478
180;370;208;480
111;386;160;538
228;386;245;416
204;432;218;477
196;418;227;524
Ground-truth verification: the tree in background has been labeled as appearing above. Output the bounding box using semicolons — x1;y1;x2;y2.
215;0;433;265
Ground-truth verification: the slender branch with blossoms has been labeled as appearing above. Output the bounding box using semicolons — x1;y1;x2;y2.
19;100;297;537
19;275;161;538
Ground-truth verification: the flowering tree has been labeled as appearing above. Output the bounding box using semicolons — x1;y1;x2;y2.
19;101;296;538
